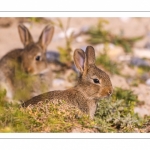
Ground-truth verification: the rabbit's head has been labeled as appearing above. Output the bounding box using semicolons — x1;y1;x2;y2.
74;46;113;101
18;24;54;75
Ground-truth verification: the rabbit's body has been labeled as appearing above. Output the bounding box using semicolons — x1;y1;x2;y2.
0;24;54;102
22;89;90;114
0;49;22;100
22;46;113;118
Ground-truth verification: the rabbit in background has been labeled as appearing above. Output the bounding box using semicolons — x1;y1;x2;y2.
0;24;54;103
22;46;113;119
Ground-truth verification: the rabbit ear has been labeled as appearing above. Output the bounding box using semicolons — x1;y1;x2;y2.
18;24;33;47
38;25;54;50
74;49;85;73
85;46;95;66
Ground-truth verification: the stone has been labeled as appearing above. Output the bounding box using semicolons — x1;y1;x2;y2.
133;48;150;59
46;51;60;63
52;78;65;86
146;78;150;86
130;57;150;67
57;27;80;39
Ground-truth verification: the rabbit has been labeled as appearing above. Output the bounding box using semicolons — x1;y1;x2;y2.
0;24;54;103
21;46;113;119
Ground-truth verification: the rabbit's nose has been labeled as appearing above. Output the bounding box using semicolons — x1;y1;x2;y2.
26;67;33;74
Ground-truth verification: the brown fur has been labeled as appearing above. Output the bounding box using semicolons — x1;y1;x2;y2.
0;24;54;102
22;46;113;118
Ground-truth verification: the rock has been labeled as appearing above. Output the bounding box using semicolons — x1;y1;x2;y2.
130;57;150;67
118;55;131;62
58;26;90;38
57;27;80;39
146;78;150;86
52;78;65;86
80;26;90;34
133;48;150;59
52;78;73;90
52;79;66;91
46;51;60;62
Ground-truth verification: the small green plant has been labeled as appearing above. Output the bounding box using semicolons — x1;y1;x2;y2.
95;87;145;132
96;47;120;74
49;18;74;66
86;19;143;53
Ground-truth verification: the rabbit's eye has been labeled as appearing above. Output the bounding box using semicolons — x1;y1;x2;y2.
35;56;41;61
93;79;100;84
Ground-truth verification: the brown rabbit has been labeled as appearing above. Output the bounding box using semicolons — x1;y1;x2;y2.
0;24;54;102
22;46;113;119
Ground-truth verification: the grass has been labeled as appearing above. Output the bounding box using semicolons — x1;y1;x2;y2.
0;87;149;133
86;19;143;53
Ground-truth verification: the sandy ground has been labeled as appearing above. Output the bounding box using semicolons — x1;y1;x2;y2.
0;17;150;116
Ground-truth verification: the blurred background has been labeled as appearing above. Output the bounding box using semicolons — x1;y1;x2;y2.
0;17;150;132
